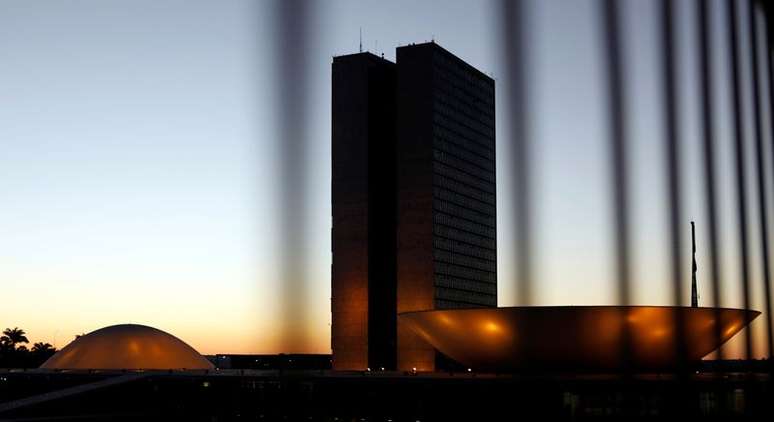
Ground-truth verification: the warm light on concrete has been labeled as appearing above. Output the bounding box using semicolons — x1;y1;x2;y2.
399;306;760;371
40;324;214;370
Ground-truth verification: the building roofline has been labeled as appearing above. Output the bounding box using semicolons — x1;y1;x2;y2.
396;41;493;84
332;51;395;65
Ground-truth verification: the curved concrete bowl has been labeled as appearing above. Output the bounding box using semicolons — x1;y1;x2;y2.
398;306;759;371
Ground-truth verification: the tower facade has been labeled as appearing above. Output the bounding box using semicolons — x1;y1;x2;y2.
395;43;497;370
331;52;397;370
332;43;495;371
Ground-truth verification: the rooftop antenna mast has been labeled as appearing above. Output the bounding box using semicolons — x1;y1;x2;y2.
691;221;699;307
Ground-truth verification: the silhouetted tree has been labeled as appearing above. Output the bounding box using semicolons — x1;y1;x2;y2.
1;327;29;349
0;328;57;368
30;342;56;365
0;338;11;358
31;342;54;353
0;338;10;352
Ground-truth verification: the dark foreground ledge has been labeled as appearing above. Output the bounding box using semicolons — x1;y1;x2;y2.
0;367;772;421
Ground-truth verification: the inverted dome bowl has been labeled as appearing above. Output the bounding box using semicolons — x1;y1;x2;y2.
398;306;759;371
41;324;214;370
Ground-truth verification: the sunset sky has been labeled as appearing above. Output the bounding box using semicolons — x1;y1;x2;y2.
1;0;772;358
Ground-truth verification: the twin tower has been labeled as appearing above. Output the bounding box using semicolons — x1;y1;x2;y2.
332;42;497;371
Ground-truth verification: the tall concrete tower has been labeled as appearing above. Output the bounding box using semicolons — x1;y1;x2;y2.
331;42;496;372
331;52;397;370
395;42;497;371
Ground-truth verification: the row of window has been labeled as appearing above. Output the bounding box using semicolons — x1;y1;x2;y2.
433;52;494;95
435;273;497;295
435;224;496;250
436;261;496;284
435;124;494;159
434;161;495;195
433;110;495;155
434;249;496;273
435;138;495;173
434;198;495;227
436;173;495;205
434;90;494;132
433;75;495;122
432;58;494;103
433;186;495;216
435;287;497;307
434;235;497;262
433;62;493;100
433;107;494;143
434;87;495;129
434;100;495;140
435;298;495;309
434;210;495;238
433;148;494;183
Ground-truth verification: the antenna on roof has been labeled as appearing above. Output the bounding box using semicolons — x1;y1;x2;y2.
359;27;362;53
